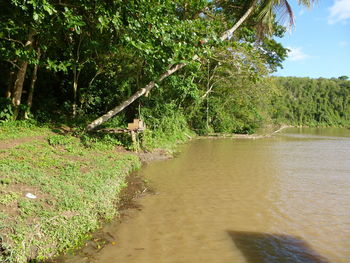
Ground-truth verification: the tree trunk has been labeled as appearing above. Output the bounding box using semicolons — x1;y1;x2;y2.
12;61;29;120
12;31;35;120
219;3;256;41
5;70;15;99
72;67;79;117
72;35;84;118
86;3;257;131
206;62;211;130
25;47;41;119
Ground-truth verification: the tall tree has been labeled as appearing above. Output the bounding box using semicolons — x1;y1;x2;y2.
86;0;316;130
0;0;56;119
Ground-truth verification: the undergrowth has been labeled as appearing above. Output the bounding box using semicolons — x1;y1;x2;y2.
140;108;195;152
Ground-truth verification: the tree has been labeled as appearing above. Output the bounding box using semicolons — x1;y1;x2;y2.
339;76;349;81
0;0;125;118
86;0;316;130
0;0;56;119
270;76;350;126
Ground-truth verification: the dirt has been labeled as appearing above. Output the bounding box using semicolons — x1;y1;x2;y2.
0;182;54;218
136;148;172;163
0;202;19;218
0;136;46;150
114;146;172;164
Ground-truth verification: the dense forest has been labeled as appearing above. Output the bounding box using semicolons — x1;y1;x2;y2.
270;77;350;127
1;0;348;148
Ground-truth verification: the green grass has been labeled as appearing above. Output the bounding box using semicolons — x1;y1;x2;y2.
0;192;20;206
0;125;141;263
0;120;51;140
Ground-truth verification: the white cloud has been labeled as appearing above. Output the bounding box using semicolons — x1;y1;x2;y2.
287;47;311;61
328;0;350;24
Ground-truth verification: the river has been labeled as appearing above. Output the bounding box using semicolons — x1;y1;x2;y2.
60;127;350;263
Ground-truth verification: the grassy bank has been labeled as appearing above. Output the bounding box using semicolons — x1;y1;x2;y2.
0;123;141;262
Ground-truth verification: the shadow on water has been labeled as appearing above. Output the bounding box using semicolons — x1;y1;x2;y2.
227;231;330;263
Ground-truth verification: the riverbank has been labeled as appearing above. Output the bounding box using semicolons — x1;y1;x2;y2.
0;123;143;263
0;122;292;262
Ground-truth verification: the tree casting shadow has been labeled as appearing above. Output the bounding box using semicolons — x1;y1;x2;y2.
227;231;330;263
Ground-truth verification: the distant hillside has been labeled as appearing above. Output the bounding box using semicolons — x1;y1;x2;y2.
270;77;350;126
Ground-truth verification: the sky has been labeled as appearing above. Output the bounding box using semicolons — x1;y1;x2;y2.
274;0;350;78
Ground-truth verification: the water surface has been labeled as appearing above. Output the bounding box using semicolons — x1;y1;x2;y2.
62;127;350;263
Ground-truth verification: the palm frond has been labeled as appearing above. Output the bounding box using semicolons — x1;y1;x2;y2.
255;0;316;34
297;0;318;8
275;0;295;27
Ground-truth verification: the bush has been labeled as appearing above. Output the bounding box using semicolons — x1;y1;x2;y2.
0;98;13;122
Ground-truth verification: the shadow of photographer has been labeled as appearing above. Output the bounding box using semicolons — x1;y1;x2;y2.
227;230;330;263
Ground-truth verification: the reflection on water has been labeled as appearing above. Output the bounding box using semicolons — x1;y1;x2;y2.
58;128;350;263
228;231;330;263
280;127;350;138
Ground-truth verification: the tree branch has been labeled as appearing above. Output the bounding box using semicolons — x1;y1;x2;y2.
86;63;187;130
86;1;258;131
5;60;21;70
1;37;25;47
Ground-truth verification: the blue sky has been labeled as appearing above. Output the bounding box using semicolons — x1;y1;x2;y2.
274;0;350;78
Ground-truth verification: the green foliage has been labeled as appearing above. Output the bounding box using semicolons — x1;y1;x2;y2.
270;77;350;127
0;0;290;123
338;76;349;81
0;98;13;122
187;43;273;135
0;191;19;206
80;133;123;151
47;134;78;153
141;104;194;151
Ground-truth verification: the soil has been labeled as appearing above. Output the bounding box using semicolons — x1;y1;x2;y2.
0;136;46;150
136;148;172;163
117;171;152;211
0;182;55;226
114;146;172;164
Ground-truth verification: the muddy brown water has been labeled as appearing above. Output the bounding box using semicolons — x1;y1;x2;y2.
59;127;350;263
